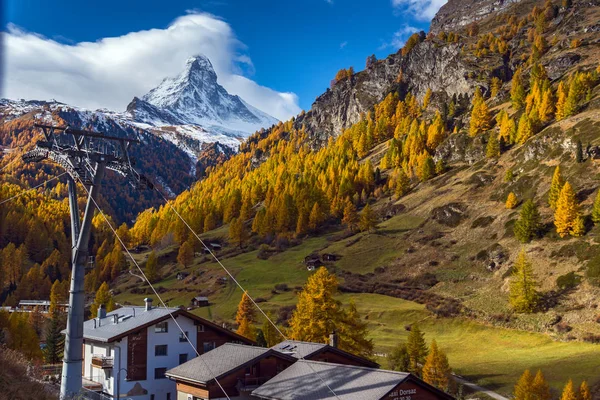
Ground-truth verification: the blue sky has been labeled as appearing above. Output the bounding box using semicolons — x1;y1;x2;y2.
4;0;444;119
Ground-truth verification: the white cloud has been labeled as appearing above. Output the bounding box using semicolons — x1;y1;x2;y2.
2;12;301;121
379;25;419;50
340;41;348;49
391;0;447;20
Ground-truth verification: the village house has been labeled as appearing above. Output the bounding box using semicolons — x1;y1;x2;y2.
272;336;378;368
166;343;296;399
251;360;456;400
191;297;209;307
166;334;380;400
18;299;68;313
74;298;253;400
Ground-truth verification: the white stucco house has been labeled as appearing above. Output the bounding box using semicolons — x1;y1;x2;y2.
75;298;253;400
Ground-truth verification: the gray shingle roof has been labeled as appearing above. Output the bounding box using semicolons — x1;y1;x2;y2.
272;340;379;368
252;360;409;400
77;306;179;342
166;343;270;383
272;340;326;359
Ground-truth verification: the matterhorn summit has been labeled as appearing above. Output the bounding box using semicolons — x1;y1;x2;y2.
127;55;278;138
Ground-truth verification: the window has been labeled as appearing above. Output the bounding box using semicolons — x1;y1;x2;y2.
167;393;171;400
155;321;168;333
203;342;216;353
107;347;112;357
154;368;167;380
155;345;168;357
179;353;188;365
196;324;204;333
179;331;189;342
151;395;155;400
90;344;94;354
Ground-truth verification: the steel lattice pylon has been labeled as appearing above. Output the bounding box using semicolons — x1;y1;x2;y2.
22;124;151;399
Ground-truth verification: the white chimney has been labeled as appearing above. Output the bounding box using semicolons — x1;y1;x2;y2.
144;298;153;311
329;331;338;348
97;304;106;327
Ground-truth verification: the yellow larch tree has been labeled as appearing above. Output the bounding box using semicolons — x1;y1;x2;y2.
422;339;452;391
560;380;577;400
506;192;518;209
554;182;582;238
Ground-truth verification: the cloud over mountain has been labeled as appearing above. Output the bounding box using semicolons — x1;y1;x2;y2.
2;12;301;121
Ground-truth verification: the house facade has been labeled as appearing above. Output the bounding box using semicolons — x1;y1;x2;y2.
167;344;296;400
78;298;253;400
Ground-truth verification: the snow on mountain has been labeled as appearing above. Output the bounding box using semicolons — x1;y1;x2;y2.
127;55;278;140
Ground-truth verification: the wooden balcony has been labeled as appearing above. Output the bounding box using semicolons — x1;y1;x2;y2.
91;355;113;369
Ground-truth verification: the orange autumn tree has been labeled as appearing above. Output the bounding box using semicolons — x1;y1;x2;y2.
235;291;257;340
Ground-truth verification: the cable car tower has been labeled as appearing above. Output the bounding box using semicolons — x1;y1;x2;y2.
22;124;151;399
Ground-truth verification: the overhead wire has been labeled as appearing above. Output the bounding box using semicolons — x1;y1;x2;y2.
152;186;342;400
74;175;233;400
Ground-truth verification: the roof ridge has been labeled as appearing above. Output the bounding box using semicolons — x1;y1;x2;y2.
299;359;408;376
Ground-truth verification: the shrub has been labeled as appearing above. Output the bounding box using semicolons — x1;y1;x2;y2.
556;271;581;290
274;283;290;292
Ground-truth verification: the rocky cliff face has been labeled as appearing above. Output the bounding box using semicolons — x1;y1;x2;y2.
295;41;479;143
429;0;525;34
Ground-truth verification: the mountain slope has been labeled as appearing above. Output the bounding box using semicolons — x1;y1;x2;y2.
128;55;278;139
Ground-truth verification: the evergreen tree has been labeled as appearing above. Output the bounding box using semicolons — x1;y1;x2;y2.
509;249;538;313
43;311;65;364
554;182;581;238
531;370;551;400
387;343;410;372
90;282;116;318
548;165;565;209
177;240;194;267
359;204;378;232
506;192;518;209
422;340;452;391
514;370;533;400
145;251;159;283
511;67;526;110
575;139;583;163
514;199;542;243
560;380;577;400
407;325;428;377
486;133;500;158
342;200;359;233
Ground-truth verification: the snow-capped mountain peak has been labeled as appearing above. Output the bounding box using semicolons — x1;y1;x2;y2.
129;54;278;137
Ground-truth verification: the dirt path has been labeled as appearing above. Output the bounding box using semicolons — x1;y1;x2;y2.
453;375;510;400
